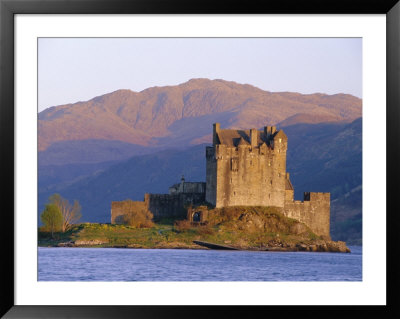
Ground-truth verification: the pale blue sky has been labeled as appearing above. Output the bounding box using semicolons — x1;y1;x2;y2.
38;38;362;112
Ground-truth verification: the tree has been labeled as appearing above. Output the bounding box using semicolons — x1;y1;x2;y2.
48;194;82;232
40;204;63;238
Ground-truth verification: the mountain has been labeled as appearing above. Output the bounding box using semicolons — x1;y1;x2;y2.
38;79;362;165
283;118;362;244
38;119;362;244
39;144;207;223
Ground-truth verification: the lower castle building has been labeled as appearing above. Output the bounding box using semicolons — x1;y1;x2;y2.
111;123;331;238
111;176;206;223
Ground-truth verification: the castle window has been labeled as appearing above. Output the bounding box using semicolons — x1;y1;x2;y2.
270;180;273;185
268;161;271;166
269;194;271;199
231;157;239;172
279;138;282;143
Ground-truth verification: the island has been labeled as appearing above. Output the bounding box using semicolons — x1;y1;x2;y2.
39;123;350;253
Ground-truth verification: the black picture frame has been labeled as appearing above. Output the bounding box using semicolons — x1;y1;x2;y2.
1;0;399;318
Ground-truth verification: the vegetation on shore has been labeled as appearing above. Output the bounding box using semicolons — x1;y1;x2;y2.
40;194;82;237
38;206;350;252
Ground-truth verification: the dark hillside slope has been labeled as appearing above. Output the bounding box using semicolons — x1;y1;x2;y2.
39;144;207;223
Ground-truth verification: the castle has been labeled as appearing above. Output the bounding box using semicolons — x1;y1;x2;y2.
111;123;331;238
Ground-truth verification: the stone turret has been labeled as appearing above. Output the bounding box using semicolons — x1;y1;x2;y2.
206;123;288;208
204;122;330;237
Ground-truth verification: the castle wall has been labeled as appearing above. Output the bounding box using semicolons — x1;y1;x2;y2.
180;182;206;194
284;192;330;238
207;139;287;208
145;193;205;221
285;189;294;202
205;146;217;206
169;182;206;194
187;206;209;223
111;192;205;224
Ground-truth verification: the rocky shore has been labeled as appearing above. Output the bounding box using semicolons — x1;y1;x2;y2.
54;238;350;253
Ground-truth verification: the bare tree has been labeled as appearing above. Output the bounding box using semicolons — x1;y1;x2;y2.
48;194;82;232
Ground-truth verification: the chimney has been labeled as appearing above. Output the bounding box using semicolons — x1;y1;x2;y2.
250;128;258;148
264;126;271;142
213;123;220;145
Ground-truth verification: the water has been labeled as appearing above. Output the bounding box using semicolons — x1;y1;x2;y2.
38;246;362;281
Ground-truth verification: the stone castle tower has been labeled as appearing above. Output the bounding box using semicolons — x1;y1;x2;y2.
205;123;330;238
206;123;290;208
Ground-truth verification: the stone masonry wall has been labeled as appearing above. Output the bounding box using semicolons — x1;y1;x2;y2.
170;182;206;194
284;192;330;238
206;133;287;208
205;146;217;205
145;193;205;221
112;192;205;224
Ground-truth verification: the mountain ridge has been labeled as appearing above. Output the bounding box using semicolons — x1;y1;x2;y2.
38;78;362;152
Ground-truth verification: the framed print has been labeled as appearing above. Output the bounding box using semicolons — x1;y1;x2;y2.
1;0;399;318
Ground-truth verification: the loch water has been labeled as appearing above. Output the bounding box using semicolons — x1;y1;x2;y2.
38;246;361;281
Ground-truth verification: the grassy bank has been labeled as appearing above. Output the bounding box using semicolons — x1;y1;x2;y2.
38;206;350;252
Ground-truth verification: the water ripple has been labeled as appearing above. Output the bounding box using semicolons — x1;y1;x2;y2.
38;246;362;281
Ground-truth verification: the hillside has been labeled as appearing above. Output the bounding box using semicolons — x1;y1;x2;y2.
38;119;362;244
283;118;362;244
38;78;362;159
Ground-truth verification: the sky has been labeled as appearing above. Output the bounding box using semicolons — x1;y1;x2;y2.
38;38;362;112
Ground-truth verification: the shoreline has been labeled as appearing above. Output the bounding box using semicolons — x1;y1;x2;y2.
38;217;352;253
38;240;352;253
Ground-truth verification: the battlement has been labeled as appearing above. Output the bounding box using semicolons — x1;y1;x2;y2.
211;123;287;151
303;192;330;201
284;192;331;238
